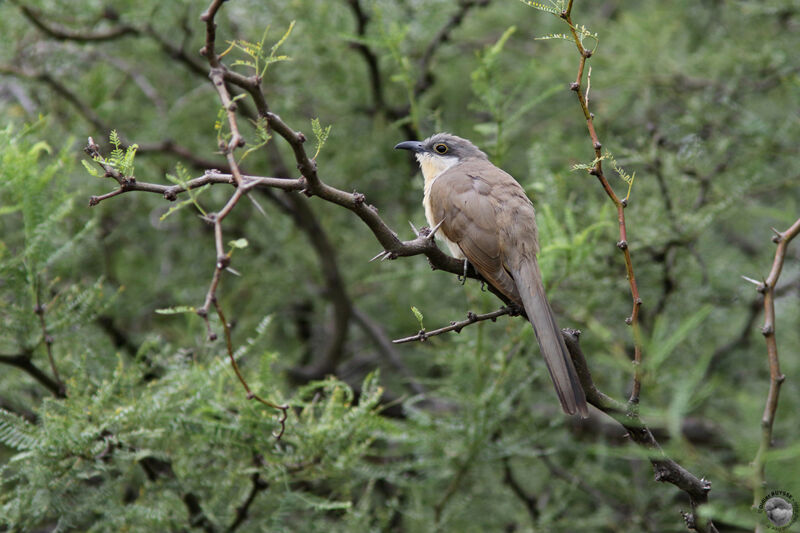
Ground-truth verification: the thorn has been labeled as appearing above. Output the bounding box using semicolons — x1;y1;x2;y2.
225;266;242;277
426;218;445;240
741;275;760;286
409;220;420;236
569;82;579;91
247;194;268;218
369;250;389;262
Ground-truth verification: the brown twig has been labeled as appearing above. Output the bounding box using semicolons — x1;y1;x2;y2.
558;3;644;406
83;154;304;206
33;281;64;397
750;216;800;512
213;300;288;439
392;306;519;344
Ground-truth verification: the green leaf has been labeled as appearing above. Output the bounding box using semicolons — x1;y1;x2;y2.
155;305;196;315
228;238;249;249
81;159;102;178
411;306;424;330
517;0;561;14
311;118;332;160
0;409;39;450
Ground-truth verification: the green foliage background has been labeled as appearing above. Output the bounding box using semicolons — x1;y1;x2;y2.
0;0;798;531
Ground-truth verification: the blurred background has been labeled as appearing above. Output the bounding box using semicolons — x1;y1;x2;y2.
1;0;798;531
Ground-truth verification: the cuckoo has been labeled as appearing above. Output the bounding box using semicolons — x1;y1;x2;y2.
395;133;588;417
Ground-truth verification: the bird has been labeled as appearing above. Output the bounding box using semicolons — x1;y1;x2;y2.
395;133;588;417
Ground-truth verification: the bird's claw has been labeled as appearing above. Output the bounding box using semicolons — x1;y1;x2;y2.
458;258;469;285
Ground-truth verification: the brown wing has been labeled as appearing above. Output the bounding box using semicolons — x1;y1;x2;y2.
428;160;522;304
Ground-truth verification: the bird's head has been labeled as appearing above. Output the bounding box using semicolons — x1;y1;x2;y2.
395;133;488;181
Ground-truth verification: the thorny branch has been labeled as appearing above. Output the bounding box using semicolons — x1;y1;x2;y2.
559;6;644;406
749;216;800;516
392;306;520;344
14;0;450;399
83;0;497;439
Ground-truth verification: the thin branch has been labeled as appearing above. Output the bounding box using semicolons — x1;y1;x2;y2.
501;456;539;523
751;216;800;512
34;280;65;396
559;4;644;407
227;471;269;533
17;3;139;42
213;299;288;440
0;65;107;132
0;353;66;398
194;2;289;438
393;306;518;344
138;455;218;533
561;5;642;406
414;0;491;96
345;0;388;113
83;150;304;206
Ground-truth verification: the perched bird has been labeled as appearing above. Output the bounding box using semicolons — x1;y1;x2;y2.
396;133;588;417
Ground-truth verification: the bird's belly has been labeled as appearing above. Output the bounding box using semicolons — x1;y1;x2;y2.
423;187;465;260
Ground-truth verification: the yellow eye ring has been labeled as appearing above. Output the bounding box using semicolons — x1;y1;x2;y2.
433;143;448;154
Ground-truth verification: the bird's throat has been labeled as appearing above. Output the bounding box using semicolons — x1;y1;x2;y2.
416;153;459;186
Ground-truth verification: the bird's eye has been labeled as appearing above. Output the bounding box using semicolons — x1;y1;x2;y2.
434;143;448;154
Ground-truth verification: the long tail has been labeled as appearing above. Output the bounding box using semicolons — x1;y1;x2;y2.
512;258;589;418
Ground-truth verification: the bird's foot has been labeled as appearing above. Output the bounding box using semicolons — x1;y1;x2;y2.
458;258;469;285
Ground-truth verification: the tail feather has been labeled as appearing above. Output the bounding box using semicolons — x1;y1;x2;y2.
512;259;588;418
